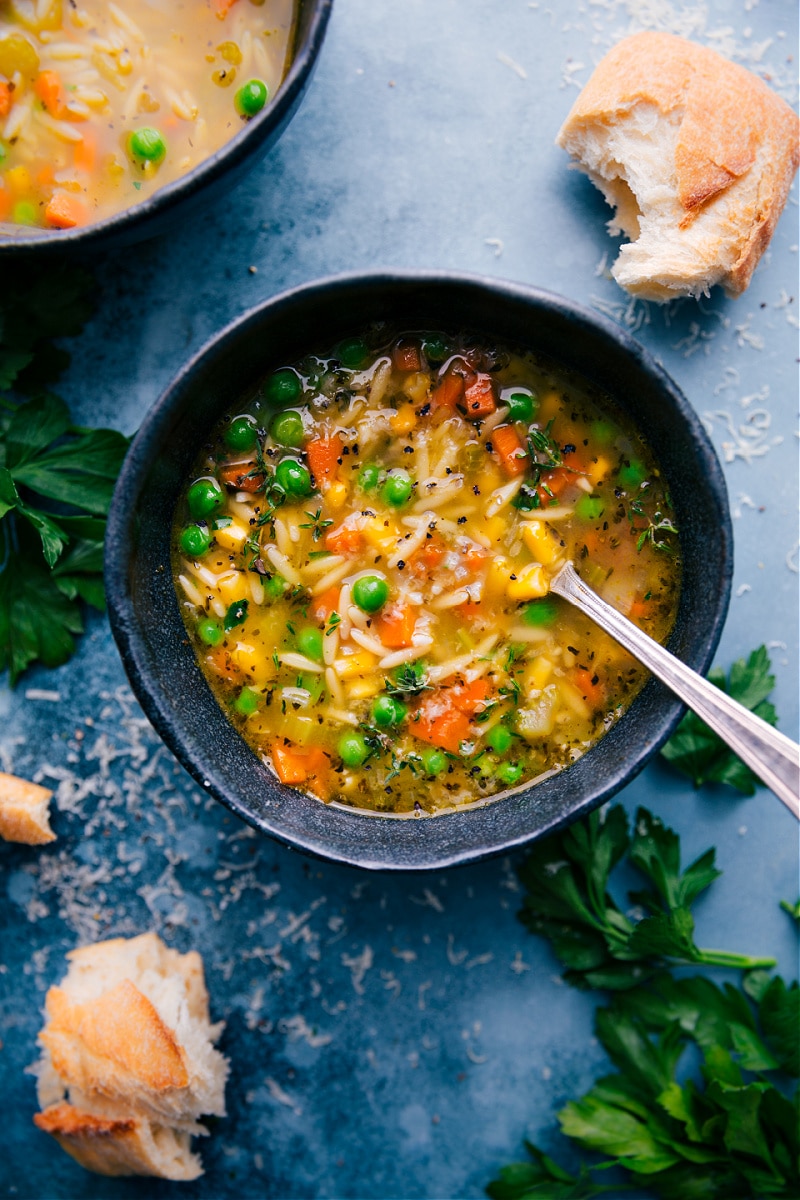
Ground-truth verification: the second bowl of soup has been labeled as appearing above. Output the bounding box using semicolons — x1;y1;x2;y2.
106;273;732;869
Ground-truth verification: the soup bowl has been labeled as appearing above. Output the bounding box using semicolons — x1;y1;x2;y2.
105;272;732;870
0;0;332;257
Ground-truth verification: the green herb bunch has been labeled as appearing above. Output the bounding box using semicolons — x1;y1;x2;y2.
489;805;799;1199
0;267;129;684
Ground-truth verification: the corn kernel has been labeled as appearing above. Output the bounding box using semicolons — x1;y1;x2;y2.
401;372;430;404
230;641;258;674
347;676;383;700
587;455;611;487
521;520;560;566
214;520;248;552
6;166;31;196
507;563;549;600
525;655;554;692
334;650;378;679
391;404;418;434
362;516;399;554
485;555;511;596
483;515;506;545
216;569;249;605
326;480;348;510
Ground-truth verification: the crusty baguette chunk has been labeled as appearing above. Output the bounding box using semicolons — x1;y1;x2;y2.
0;771;55;845
33;933;228;1180
556;32;800;301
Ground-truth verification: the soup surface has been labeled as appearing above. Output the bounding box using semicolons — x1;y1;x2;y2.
0;0;295;230
172;330;681;814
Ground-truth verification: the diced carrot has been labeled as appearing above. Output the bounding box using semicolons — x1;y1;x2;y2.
376;603;416;648
392;339;422;372
0;81;12;118
213;0;239;16
462;545;489;574
73;134;96;175
311;587;340;623
44;192;87;230
206;648;240;682
272;741;309;784
574;668;604;709
325;523;363;555
492;424;528;477
0;188;10;222
628;595;652;621
306;435;342;488
35;70;66;118
219;461;264;492
414;703;472;755
450;678;491;715
36;164;55;188
272;742;331;798
463;373;497;419
409;533;447;575
535;466;571;505
431;357;476;411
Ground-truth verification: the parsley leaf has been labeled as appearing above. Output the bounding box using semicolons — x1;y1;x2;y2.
0;270;130;684
490;808;799;1200
660;647;778;793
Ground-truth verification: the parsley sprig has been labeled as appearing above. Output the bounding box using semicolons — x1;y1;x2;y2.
661;646;778;793
489;806;799;1200
0;270;129;684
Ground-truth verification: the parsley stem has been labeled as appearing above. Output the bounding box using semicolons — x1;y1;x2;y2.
696;947;776;969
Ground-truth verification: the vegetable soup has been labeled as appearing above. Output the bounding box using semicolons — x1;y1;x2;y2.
0;0;295;230
172;330;681;814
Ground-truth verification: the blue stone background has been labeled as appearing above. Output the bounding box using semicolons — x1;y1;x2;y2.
1;1;798;1197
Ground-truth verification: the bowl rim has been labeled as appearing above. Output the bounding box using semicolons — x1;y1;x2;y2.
0;0;334;253
105;269;733;870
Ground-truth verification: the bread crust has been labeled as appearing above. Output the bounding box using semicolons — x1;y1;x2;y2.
557;32;800;298
33;1103;202;1180
0;771;55;845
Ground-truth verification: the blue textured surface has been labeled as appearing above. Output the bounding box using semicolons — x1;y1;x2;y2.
1;2;798;1198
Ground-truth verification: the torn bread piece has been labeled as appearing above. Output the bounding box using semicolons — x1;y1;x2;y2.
0;771;55;845
33;933;228;1179
556;32;800;301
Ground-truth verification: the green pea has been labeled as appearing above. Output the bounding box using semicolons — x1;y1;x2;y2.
521;598;559;627
575;494;605;521
486;724;513;755
224;415;257;451
296;626;324;663
338;731;369;768
275;457;312;498
187;477;225;519
590;419;616;445
421;747;448;775
358;463;381;491
380;468;413;508
337;337;369;369
263;575;286;601
507;391;537;423
352;575;389;613
271;410;305;448
129;127;166;163
372;695;407;728
235;78;269;117
12;201;37;226
618;459;648;488
234;688;260;716
197;617;223;646
496;761;523;787
264;369;302;406
179;524;212;557
422;336;448;363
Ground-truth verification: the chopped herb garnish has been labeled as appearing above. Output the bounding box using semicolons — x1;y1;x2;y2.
300;508;334;541
224;599;249;632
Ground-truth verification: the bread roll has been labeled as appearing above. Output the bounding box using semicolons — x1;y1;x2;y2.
33;933;228;1179
0;771;55;845
556;32;800;301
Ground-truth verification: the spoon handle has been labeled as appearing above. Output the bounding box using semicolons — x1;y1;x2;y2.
550;562;800;819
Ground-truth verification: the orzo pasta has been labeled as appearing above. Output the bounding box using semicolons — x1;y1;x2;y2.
172;329;682;814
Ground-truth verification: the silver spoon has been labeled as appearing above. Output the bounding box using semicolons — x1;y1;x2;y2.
549;561;800;819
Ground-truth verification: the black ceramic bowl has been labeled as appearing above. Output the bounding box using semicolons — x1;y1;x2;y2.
106;272;732;870
0;0;332;258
